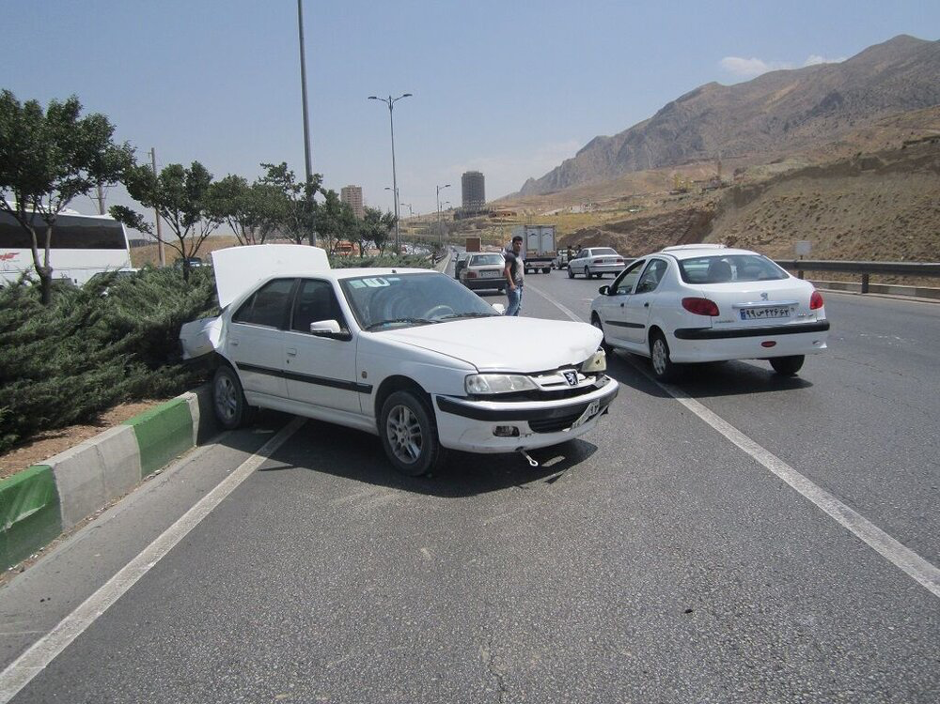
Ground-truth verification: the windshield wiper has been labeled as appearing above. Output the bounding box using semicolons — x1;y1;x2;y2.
365;317;437;331
439;312;499;321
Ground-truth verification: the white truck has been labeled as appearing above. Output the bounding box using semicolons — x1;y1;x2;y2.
512;225;556;274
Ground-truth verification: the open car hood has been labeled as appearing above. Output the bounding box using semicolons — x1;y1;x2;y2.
212;244;329;309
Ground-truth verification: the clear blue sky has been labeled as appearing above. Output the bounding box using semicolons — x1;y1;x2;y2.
2;0;937;224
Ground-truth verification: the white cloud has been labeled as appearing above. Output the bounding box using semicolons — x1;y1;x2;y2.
719;56;792;78
720;52;847;79
803;54;846;66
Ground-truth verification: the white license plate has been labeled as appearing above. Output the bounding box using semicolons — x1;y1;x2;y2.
571;399;601;429
740;306;793;320
481;270;500;278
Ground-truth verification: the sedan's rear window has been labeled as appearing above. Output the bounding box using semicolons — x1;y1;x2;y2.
469;254;504;267
591;248;618;257
679;255;788;284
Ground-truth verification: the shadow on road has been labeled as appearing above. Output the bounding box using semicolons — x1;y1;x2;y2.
250;412;599;498
604;348;814;399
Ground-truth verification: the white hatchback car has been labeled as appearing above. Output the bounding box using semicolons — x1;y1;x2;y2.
568;247;627;279
181;245;619;476
589;244;829;380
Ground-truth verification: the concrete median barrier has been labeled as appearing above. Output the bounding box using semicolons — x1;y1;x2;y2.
0;386;216;571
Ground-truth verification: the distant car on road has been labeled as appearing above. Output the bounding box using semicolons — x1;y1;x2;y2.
174;256;206;269
589;244;829;380
453;252;470;280
180;245;619;476
568;247;626;279
460;252;507;292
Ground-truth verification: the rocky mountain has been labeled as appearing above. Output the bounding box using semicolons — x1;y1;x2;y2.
520;35;939;196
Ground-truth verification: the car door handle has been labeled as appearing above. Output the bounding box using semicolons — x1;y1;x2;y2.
644;302;650;308
286;348;297;356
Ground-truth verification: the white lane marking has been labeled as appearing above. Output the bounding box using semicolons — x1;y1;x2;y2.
527;282;941;597
0;417;306;703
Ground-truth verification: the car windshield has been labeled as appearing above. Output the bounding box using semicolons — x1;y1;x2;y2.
592;248;618;256
678;254;788;284
340;271;500;330
469;254;504;267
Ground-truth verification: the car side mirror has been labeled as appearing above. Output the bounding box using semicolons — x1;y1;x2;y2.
310;319;349;340
598;285;610;296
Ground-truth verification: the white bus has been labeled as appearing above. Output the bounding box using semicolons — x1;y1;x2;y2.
0;208;133;286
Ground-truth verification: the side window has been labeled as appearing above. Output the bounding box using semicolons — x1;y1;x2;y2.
612;259;646;294
291;279;348;334
636;259;669;294
232;278;295;328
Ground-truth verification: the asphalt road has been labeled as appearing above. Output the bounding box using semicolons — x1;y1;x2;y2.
1;269;937;703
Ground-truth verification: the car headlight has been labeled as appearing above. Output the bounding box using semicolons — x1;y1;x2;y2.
465;373;538;395
581;349;607;373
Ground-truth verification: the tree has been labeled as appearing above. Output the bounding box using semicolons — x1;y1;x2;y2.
315;189;358;254
259;162;321;245
208;175;282;246
361;207;396;255
0;91;133;305
111;161;222;280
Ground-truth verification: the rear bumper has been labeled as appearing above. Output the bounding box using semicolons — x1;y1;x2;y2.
669;321;829;363
433;378;619;453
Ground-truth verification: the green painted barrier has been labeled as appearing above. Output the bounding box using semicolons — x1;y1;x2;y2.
0;465;62;571
124;398;194;477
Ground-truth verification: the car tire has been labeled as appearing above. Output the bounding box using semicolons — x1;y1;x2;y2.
770;355;805;376
213;365;256;430
567;266;575;279
542;267;550;274
649;332;679;382
379;390;447;477
591;314;613;355
584;266;591;279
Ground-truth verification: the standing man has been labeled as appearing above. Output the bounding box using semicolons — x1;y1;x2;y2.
504;235;524;316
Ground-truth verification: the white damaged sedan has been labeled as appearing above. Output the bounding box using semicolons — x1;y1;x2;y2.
181;245;618;475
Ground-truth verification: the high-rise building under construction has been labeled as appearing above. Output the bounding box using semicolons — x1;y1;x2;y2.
461;171;486;213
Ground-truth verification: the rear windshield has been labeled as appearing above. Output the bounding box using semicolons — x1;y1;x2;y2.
678;255;788;284
469;253;505;267
591;248;618;257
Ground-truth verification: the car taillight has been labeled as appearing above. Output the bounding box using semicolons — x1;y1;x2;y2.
810;290;824;310
466;271;478;278
682;297;720;316
615;258;623;264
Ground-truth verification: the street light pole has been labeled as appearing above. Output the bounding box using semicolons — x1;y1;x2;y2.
297;0;315;246
369;93;412;254
436;183;451;247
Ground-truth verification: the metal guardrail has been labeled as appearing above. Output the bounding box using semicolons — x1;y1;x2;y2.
774;260;939;294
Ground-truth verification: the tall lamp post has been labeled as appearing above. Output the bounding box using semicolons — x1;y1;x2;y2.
369;93;412;254
297;0;315;246
436;183;451;246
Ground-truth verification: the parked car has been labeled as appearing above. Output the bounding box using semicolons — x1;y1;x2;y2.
181;245;619;476
453;252;470;280
552;249;572;270
174;256;205;269
589;244;829;380
460;252;507;292
568;247;626;279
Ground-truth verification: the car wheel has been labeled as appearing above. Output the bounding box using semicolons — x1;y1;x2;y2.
213;365;256;429
542;267;550;274
591;314;613;355
584;266;591;279
770;355;805;376
380;391;447;477
567;266;575;279
649;333;679;382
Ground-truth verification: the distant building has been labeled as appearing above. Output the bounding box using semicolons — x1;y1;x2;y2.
461;171;486;213
340;185;364;220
